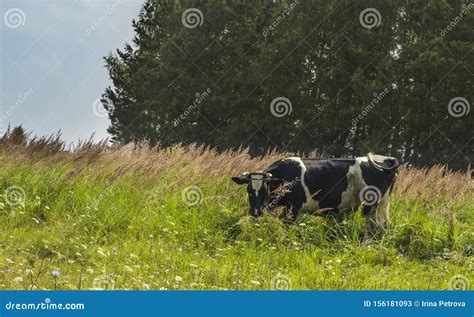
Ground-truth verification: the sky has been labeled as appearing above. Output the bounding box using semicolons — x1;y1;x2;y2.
0;0;144;145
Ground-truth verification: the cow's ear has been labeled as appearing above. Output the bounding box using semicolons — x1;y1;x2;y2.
231;176;247;185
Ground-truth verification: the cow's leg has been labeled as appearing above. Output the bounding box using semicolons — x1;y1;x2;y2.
362;193;390;242
362;205;377;242
374;193;390;237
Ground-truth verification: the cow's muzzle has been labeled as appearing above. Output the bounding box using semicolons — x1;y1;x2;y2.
251;209;263;217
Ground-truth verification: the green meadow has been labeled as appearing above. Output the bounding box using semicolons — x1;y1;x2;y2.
0;139;472;290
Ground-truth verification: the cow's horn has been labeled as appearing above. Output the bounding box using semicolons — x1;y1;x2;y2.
264;172;272;178
242;172;250;178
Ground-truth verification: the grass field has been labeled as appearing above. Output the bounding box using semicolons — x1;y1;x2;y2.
0;131;472;290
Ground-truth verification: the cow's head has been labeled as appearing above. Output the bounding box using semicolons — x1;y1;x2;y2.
232;172;273;217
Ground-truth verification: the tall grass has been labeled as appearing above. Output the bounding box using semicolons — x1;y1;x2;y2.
0;128;472;290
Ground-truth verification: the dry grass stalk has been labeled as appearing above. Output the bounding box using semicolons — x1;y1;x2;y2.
0;127;471;201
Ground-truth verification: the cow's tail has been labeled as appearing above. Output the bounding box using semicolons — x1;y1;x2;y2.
368;152;400;173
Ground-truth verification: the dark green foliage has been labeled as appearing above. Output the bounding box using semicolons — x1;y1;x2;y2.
103;0;473;169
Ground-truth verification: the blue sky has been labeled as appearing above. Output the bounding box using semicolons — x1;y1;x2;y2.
1;0;143;144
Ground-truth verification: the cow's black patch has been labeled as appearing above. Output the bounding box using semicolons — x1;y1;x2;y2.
360;161;398;197
302;159;355;213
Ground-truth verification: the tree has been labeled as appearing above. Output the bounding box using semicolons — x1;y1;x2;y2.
102;0;473;169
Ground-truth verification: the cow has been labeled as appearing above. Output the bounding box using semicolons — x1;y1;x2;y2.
232;153;400;239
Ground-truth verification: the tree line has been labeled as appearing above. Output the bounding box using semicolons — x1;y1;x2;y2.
102;0;473;170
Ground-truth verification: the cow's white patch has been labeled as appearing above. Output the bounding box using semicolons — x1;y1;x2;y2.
288;157;319;211
338;157;368;211
250;175;264;197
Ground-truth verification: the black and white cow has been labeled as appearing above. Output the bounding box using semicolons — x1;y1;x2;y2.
232;153;400;238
